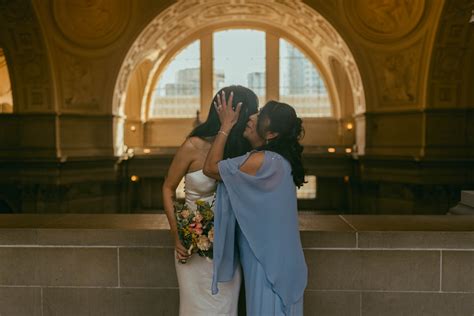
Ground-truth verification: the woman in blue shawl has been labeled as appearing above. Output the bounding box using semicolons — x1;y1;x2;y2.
204;91;307;315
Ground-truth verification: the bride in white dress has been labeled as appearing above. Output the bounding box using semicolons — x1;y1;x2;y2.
162;86;259;315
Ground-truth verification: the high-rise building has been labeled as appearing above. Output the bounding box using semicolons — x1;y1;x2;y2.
247;71;265;96
287;44;326;95
287;45;305;95
175;67;200;96
214;69;225;92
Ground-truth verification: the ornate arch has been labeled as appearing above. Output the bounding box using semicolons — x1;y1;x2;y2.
113;0;366;154
427;0;474;109
0;0;54;113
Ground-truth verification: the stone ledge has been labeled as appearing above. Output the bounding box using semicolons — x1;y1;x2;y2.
0;215;472;249
0;214;473;231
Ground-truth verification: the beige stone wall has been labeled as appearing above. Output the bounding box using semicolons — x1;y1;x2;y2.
0;214;473;315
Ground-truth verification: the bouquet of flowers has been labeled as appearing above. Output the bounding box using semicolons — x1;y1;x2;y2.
175;199;214;260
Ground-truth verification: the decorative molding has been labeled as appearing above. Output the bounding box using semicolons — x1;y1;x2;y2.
0;0;53;112
432;48;465;81
373;42;423;105
60;54;99;108
51;0;131;49
113;0;366;117
428;0;474;109
112;0;367;156
344;0;425;42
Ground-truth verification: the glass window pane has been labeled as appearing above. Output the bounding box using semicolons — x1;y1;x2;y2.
0;48;13;113
280;39;331;117
150;40;200;118
297;175;317;199
213;30;265;104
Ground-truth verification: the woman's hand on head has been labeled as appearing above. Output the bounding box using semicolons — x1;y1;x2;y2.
214;90;242;132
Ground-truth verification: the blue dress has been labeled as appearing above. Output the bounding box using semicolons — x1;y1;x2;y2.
212;151;307;316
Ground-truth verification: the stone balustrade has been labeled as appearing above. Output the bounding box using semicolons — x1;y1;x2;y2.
0;214;473;315
450;191;474;215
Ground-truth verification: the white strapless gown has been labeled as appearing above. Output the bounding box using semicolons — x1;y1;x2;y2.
175;170;241;316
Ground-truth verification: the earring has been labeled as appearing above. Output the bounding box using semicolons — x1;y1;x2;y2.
265;139;269;145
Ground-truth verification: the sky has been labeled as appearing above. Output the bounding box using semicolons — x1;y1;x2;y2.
158;29;266;90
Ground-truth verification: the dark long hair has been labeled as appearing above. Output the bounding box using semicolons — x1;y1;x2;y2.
189;85;259;159
257;101;306;187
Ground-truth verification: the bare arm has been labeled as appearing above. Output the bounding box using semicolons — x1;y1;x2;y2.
162;139;196;260
203;91;241;180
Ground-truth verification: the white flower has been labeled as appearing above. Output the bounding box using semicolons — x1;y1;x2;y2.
181;210;190;219
208;227;214;243
193;211;203;223
197;235;211;251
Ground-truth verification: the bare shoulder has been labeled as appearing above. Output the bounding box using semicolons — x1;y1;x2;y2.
187;136;211;150
176;138;200;157
247;151;265;162
239;151;265;176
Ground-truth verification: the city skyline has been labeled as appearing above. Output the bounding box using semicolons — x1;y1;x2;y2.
152;29;330;117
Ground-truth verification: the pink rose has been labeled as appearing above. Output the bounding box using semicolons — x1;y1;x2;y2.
189;222;203;235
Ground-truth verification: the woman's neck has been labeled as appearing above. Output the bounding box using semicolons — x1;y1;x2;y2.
250;138;265;149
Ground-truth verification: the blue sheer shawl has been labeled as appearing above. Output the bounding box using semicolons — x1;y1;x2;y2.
212;151;307;311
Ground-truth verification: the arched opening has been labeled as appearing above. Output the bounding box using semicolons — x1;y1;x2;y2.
114;0;365;156
0;48;13;114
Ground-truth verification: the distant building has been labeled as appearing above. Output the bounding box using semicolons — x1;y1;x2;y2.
287;45;305;95
170;67;200;96
214;69;225;92
152;67;227;117
287;44;326;95
247;72;265;96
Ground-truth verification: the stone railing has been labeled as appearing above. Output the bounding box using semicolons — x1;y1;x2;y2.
450;190;474;214
0;214;473;315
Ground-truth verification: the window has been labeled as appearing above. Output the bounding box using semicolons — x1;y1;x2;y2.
149;29;331;119
280;39;331;117
297;175;317;199
0;48;13;114
213;30;266;104
151;40;200;118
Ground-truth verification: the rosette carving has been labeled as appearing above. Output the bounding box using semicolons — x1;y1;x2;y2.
52;0;130;48
345;0;425;42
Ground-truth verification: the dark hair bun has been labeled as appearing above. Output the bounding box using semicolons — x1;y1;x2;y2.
258;101;306;187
